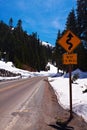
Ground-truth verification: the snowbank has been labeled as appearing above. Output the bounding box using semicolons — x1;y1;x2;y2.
0;61;58;80
64;68;87;78
0;61;32;79
49;69;87;122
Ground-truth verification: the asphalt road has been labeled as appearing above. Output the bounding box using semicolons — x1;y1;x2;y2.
0;77;59;130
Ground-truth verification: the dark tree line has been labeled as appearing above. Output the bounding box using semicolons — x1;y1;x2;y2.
54;0;87;72
0;19;53;71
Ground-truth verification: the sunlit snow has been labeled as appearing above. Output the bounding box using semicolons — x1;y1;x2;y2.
48;68;87;122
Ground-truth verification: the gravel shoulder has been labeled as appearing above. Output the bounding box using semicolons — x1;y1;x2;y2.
46;81;87;130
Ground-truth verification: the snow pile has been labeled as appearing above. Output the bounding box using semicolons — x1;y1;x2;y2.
0;61;32;80
48;69;87;122
0;61;57;80
34;62;58;77
46;62;57;73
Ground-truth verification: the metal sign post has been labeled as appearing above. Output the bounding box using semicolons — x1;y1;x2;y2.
69;64;72;118
63;53;77;118
57;30;81;118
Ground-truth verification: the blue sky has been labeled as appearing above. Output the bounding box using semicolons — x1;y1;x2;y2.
0;0;76;45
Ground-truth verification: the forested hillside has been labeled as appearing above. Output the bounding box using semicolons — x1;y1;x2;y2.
54;0;87;71
0;19;53;71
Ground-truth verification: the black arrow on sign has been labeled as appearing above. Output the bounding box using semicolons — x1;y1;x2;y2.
66;33;73;50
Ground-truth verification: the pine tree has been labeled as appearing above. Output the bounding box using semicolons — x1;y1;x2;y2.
76;0;87;71
77;0;87;36
9;18;13;29
65;9;77;35
54;30;65;71
16;19;23;32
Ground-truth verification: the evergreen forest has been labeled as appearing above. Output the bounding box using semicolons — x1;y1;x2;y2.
0;19;53;71
54;0;87;71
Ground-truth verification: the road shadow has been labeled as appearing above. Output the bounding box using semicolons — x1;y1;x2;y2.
49;117;74;130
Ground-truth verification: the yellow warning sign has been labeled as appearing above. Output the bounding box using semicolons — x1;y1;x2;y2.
63;53;77;64
58;30;81;53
